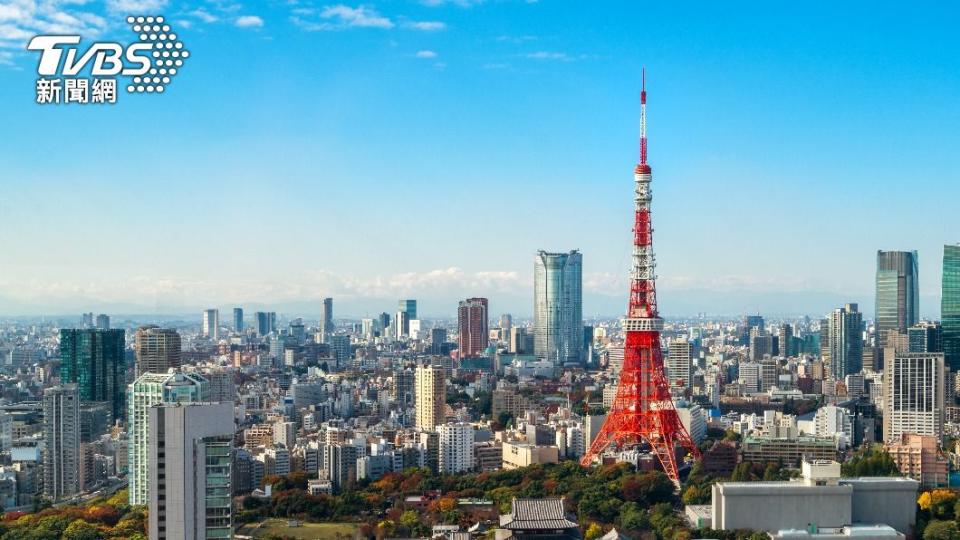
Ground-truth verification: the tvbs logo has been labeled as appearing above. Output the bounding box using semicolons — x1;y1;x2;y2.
27;16;189;105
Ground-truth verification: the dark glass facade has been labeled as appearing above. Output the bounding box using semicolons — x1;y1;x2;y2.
875;250;919;346
59;328;126;420
942;245;960;371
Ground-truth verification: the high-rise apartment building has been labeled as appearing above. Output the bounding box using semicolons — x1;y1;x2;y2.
415;365;445;430
232;308;244;332
148;402;233;540
883;352;946;444
128;370;209;506
942;245;960;372
320;298;334;343
533;250;583;365
59;328;126;420
666;338;692;392
438;422;475;473
458;298;489;358
42;384;80;501
876;250;919;347
134;326;182;376
827;303;864;379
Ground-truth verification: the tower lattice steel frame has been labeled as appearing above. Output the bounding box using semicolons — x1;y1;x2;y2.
580;72;700;483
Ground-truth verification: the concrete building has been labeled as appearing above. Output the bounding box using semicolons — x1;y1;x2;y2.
502;442;559;470
883;352;946;443
438;422;475;473
741;435;837;465
42;384;80;500
415;365;445;430
675;402;707;444
320;297;334;343
710;460;918;534
148;402;233;540
827;304;864;379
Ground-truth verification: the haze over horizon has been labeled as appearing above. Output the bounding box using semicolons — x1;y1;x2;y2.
1;1;958;320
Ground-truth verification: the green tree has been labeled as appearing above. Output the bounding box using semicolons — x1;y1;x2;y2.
925;520;960;540
62;520;100;540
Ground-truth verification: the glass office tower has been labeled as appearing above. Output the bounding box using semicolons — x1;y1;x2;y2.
875;250;919;347
942;245;960;372
534;250;583;365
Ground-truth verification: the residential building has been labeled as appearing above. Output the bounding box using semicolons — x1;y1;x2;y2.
438;422;475;473
666;338;692;392
886;433;948;489
458;297;489;358
827;304;864;379
134;326;182;376
415;365;445;430
42;384;80;500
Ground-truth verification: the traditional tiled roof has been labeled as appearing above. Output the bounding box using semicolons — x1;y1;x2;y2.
599;528;630;540
499;498;579;530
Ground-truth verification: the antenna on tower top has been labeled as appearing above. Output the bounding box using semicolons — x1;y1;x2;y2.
640;67;647;165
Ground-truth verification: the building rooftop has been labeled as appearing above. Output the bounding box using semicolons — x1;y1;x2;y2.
500;498;578;530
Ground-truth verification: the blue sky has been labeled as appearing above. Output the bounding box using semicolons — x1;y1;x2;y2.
0;1;959;319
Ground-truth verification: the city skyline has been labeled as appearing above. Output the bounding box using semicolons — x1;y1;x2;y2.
2;2;960;317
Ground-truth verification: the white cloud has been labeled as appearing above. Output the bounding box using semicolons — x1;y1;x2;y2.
235;15;264;28
0;1;110;48
319;4;393;28
415;49;437;58
104;0;169;13
407;20;445;31
524;51;571;61
189;8;218;23
0;51;15;66
421;0;483;6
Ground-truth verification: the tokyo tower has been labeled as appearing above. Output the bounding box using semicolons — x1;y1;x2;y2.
580;71;700;483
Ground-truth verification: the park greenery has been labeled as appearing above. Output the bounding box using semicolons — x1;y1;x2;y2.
0;490;145;540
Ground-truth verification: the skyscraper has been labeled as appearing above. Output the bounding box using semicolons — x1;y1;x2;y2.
533;250;583;365
398;300;417;335
128;370;209;506
95;314;110;330
202;309;219;340
883;352;946;444
430;328;447;355
942;245;960;372
415;365;445;431
827;303;864;379
148;402;233;540
330;334;351;368
42;384;80;501
875;250;919;346
778;324;794;358
233;307;244;332
59;328;126;420
320;297;334;343
254;311;276;336
457;297;489;358
134;326;182;376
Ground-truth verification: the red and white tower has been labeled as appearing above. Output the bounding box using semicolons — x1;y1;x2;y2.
580;72;700;483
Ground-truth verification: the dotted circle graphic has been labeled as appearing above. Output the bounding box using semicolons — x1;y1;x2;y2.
126;15;189;94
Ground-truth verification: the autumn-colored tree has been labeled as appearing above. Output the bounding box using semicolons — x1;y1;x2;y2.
585;522;605;540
